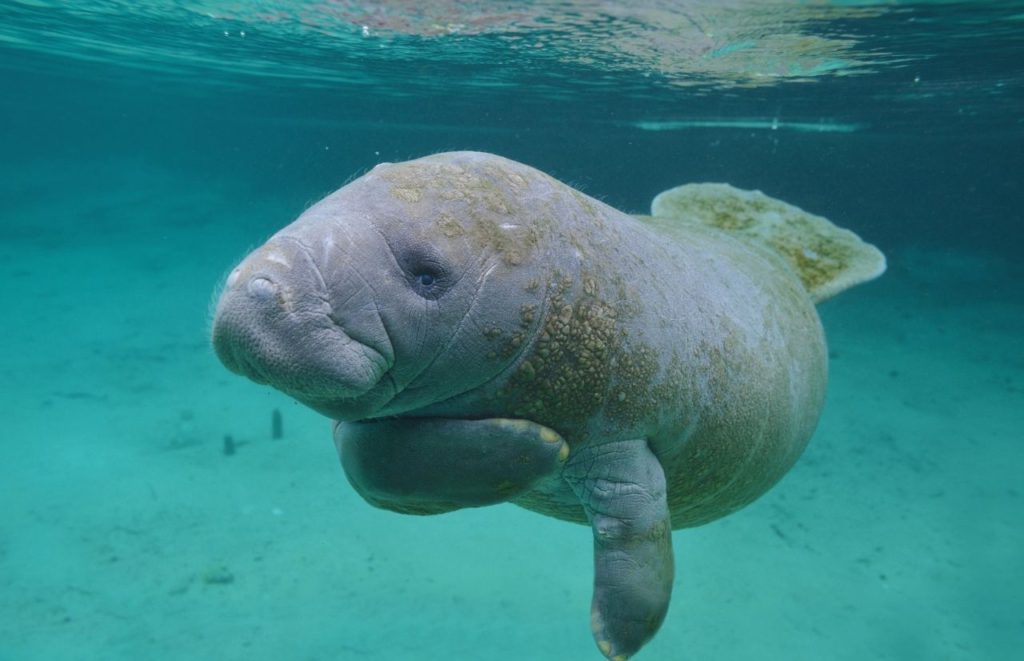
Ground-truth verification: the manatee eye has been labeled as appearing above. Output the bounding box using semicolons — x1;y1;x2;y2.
401;250;450;300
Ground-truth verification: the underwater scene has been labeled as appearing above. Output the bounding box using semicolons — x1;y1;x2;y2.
1;1;1022;660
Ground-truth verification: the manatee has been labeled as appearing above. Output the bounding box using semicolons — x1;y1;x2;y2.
211;151;885;659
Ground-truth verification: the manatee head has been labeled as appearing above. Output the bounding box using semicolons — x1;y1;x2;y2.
212;152;586;421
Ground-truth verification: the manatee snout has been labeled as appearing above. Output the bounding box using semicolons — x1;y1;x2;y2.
211;235;391;403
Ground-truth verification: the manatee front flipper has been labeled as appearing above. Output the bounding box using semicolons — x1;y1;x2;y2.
564;439;674;661
334;418;568;515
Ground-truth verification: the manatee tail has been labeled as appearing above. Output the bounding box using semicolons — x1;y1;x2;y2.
649;183;885;303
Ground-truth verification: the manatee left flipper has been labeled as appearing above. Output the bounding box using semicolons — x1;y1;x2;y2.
334;417;569;515
564;439;674;661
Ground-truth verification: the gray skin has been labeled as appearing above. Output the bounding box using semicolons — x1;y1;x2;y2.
212;151;826;660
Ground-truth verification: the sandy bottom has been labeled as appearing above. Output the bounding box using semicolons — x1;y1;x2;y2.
2;159;1021;660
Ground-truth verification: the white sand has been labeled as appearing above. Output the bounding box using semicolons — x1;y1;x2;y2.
2;160;1021;660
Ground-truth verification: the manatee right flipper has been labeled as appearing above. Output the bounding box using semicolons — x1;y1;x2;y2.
564;439;674;661
334;417;568;515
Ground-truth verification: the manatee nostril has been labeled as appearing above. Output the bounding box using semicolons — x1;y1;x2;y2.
247;276;278;301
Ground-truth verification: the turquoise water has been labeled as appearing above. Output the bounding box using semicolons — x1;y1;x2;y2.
2;2;1022;660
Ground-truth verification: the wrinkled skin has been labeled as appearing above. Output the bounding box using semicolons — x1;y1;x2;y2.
212;151;827;659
